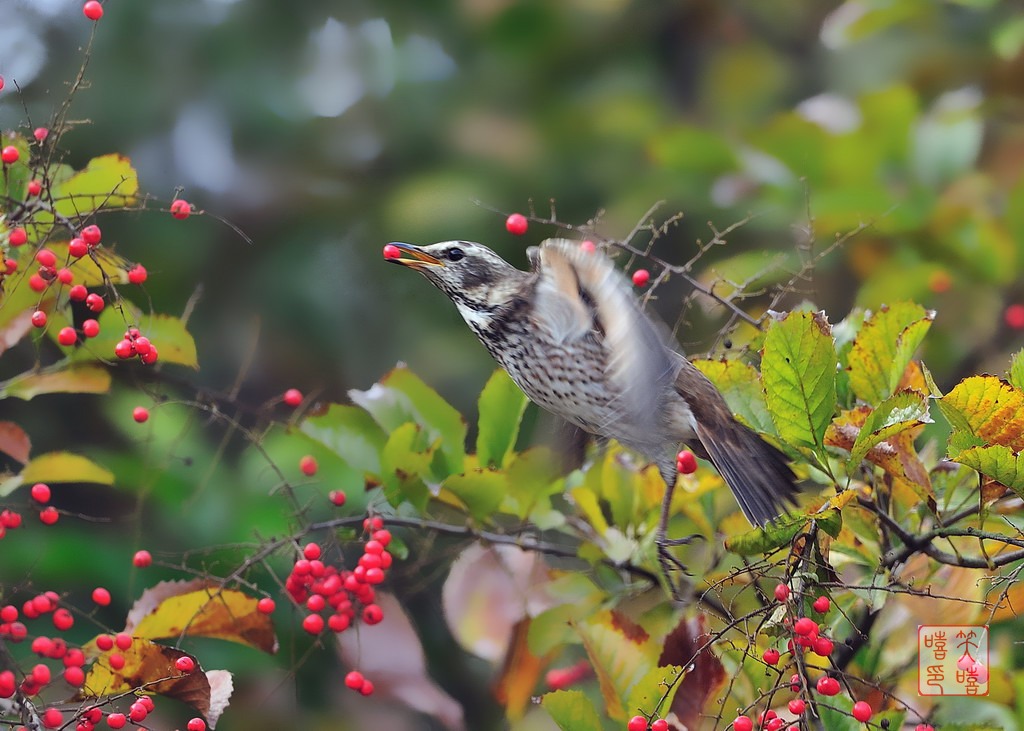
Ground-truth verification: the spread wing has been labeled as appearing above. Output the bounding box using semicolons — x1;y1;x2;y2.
531;239;680;435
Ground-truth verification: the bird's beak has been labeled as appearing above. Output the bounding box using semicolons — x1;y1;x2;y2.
384;242;443;270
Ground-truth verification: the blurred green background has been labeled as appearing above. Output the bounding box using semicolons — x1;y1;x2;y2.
4;0;1024;728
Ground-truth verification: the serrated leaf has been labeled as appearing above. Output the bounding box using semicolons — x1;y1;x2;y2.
442;470;506;521
1009;349;1024;392
1;364;111;400
725;512;805;555
300;404;386;475
625;664;683;723
21;451;114;485
849;390;932;468
380;422;434;510
693;358;775;433
476;369;528;468
941;376;1024;452
541;690;603;731
574;610;661;719
950;444;1024;497
761;310;837;452
72;308;197;368
847;302;934;405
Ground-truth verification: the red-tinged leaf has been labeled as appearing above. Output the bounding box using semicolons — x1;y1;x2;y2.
124;579;278;654
1;364;112;400
336;593;465;731
657;616;726;729
941;376;1024;453
442;544;556;662
0;307;34;357
0;421;30;464
495;619;549;719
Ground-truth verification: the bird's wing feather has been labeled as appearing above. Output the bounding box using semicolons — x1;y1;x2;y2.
534;239;680;436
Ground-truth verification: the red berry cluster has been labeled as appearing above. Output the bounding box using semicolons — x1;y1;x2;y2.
754;584;873;725
281;519;393;695
0;482;61;530
626;715;669;731
114;327;159;364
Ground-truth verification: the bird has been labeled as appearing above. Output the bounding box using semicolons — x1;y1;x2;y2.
385;237;798;580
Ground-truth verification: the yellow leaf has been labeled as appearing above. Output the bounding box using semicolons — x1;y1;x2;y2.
848;302;934;405
124;580;278;654
942;376;1024;453
21;452;114;485
1;364;112;400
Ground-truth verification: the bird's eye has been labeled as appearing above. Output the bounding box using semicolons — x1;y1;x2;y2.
446;248;465;262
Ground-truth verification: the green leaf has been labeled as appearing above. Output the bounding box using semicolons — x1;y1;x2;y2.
502;447;563;519
847;302;934;405
0;364;112;400
442;470;506;521
725;512;803;555
575;610;661;718
625;664;683;724
476;369;527;468
49;153;139;218
351;366;466;475
1008;349;1024;392
380;422;434;510
950;445;1024;497
541;690;603;731
693;358;774;433
848;390;932;468
3;452;115;497
300;404;386;475
761;311;837;453
71;309;198;368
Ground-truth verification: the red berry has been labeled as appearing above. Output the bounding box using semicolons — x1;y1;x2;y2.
302;613;324;635
114;339;134;359
27;180;42;196
676;449;697;474
186;719;206;731
915;726;935;731
53;608;74;630
1006;304;1024;329
1;146;19;164
362;604;383;625
365;567;385;584
32;663;52;685
170;199;192;219
96;635;114;651
762;648;780;665
82;319;100;338
382;243;401;260
85;293;105;312
132;407;149;423
63;665;85;686
256;597;275;614
127;264;147;284
139;345;159;365
505;213;528;236
788;699;805;715
39;506;59;525
732;717;753;731
812;596;830;613
107;712;126;729
651;721;668;731
68;238;88;257
794;617;817;636
33;128;49;142
0;605;16;622
31;310;47;328
359;679;374;696
133;336;152;355
69;284;88;301
114;633;133;650
35;249;57;267
9;228;27;246
773;583;790;602
175;656;196;673
4;258;16;273
372;529;392;546
57;268;74;284
303;542;321;560
344;670;364;689
631;269;650;287
128;703;148;722
328;490;347;506
42;708;63;729
766;719;784;731
328;613;351;632
283;388;303;407
816;676;840;696
81;225;102;245
852;701;872;722
364;516;384;532
626;716;647;731
364;539;384;555
812;636;834;657
299;455;318;476
82;0;103;20
580;240;596;253
29;274;48;292
133;550;152;567
92;587;111;606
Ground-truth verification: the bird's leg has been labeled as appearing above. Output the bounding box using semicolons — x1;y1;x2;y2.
655;466;701;602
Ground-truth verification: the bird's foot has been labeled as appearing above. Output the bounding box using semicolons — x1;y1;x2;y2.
656;536;697;603
660;533;705;547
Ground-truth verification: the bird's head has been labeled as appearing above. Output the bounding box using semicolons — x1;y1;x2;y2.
384;241;529;320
